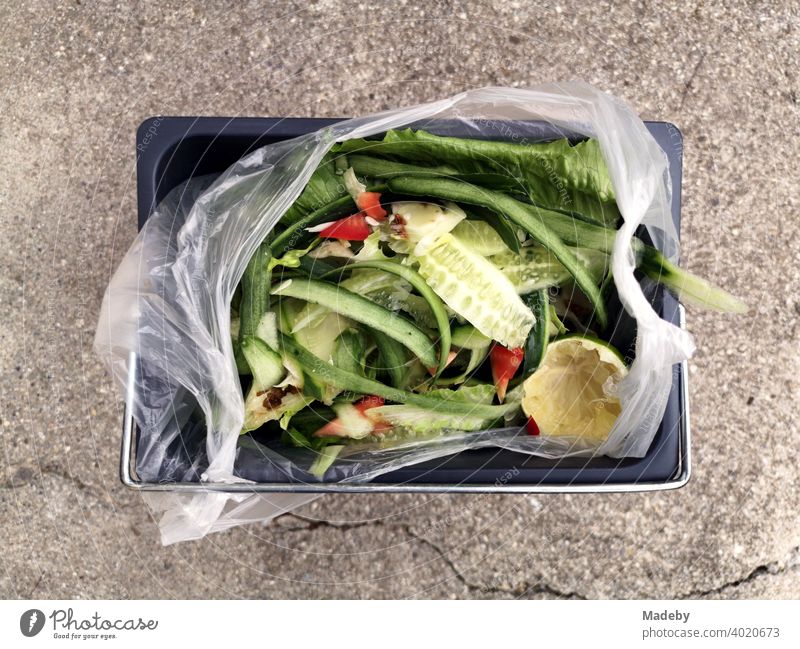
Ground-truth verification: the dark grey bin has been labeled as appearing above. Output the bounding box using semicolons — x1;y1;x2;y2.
121;116;690;493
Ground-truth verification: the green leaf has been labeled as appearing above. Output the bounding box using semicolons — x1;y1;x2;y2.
339;129;620;227
280;153;350;226
346;154;521;192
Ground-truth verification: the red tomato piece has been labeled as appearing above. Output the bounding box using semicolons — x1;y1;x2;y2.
356;191;388;220
490;344;524;381
526;417;540;436
356;395;393;433
426;350;458;376
314;396;388;437
313;421;347;437
490;344;524;402
319;214;371;240
354;395;385;412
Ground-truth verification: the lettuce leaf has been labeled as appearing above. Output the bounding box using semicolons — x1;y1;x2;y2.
337;129;620;228
280;152;350;226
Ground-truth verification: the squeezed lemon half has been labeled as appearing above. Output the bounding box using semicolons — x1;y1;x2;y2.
521;335;628;444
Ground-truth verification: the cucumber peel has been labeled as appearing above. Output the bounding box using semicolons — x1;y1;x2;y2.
279;333;516;419
413;232;535;348
451;324;492;351
387;176;609;328
238;241;272;348
308;445;344;479
241;337;285;392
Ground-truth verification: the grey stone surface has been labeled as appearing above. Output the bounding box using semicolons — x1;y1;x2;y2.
1;0;798;599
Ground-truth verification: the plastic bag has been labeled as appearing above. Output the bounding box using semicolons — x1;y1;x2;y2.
95;83;696;544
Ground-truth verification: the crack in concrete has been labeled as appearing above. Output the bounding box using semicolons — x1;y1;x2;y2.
0;463;119;511
679;50;707;109
273;515;799;600
274;512;386;533
403;525;586;600
26;571;45;599
681;545;800;598
274;514;584;597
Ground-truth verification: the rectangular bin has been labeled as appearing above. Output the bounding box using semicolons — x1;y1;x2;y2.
122;116;690;493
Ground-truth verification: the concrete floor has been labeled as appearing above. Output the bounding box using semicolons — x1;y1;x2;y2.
1;0;798;598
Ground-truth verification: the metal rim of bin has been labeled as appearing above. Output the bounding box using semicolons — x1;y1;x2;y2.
119;307;691;494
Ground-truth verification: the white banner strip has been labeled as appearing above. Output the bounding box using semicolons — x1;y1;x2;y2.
1;600;797;647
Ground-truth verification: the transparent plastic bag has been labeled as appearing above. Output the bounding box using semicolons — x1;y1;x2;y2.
95;83;695;544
